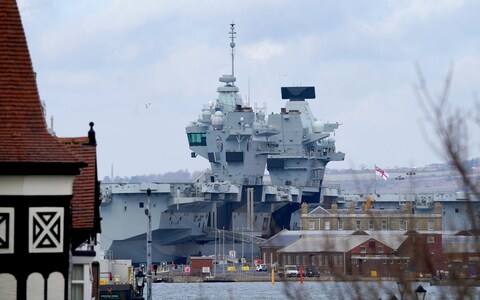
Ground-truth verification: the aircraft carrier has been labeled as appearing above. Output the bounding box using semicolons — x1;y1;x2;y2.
99;24;479;265
99;24;346;264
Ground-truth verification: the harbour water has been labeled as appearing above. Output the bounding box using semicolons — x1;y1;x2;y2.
150;281;480;299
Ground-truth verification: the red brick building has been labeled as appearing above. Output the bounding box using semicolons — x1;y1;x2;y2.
189;256;214;276
443;233;480;279
261;229;451;278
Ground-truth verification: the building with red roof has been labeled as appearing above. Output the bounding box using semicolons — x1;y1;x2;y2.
0;1;101;299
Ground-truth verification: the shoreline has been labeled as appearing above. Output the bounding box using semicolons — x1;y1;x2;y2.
153;274;480;286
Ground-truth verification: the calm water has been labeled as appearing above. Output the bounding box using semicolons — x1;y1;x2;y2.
150;281;480;300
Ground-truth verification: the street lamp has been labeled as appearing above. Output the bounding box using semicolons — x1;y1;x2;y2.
146;188;153;300
414;285;427;300
134;270;145;299
396;281;405;300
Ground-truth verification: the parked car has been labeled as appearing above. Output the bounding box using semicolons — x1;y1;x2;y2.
285;265;299;278
304;265;319;277
255;264;267;272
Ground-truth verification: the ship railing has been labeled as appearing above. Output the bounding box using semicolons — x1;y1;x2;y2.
205;228;265;245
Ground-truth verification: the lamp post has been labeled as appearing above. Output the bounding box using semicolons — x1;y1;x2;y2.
414;285;427;300
133;270;145;300
146;188;152;300
406;170;416;214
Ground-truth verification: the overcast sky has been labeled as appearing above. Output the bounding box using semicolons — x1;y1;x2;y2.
18;0;480;179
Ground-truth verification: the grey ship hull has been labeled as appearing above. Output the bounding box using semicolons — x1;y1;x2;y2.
99;181;309;264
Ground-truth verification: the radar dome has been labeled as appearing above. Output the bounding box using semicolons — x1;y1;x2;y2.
212;111;224;129
313;120;325;133
327;137;335;145
202;109;212;120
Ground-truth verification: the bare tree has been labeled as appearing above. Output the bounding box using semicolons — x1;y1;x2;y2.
414;62;480;227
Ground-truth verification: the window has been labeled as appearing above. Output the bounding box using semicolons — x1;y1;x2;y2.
325;221;331;230
318;255;323;266
377;246;384;254
287;255;291;265
309;220;315;230
428;220;434;230
381;220;387;230
311;255;316;265
356;220;361;230
338;219;344;230
295;255;300;265
302;255;306;265
139;202;144;208
187;132;207;146
427;236;435;243
360;246;366;253
383;260;387;264
226;151;244;162
338;255;343;267
399;220;406;230
455;208;459;213
333;255;343;267
368;220;374;230
324;256;329;266
72;264;84;300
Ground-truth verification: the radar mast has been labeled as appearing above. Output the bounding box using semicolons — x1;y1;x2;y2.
229;23;236;78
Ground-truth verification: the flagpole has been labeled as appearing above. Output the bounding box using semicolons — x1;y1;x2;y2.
374;164;377;195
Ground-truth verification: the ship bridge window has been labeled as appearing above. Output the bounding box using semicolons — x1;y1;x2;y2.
187;133;207;146
139;202;144;208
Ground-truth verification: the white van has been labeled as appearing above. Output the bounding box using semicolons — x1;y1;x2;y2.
285;265;299;278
